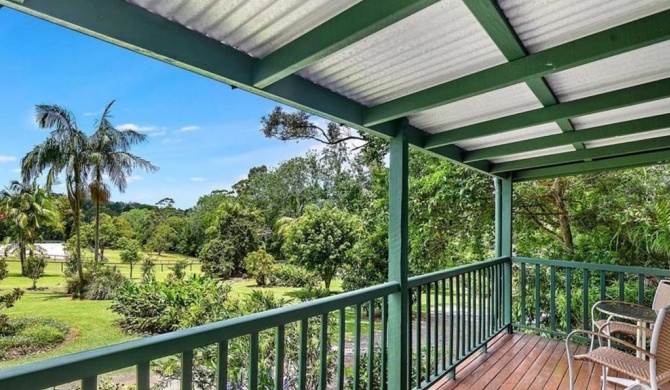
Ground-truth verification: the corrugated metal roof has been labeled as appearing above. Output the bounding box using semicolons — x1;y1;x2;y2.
125;0;361;58
572;97;670;129
546;41;670;102
498;0;670;53
585;128;670;149
456;122;563;151
409;83;542;134
298;0;506;106
490;145;576;164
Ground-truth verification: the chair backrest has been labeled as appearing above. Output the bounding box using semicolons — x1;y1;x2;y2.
650;305;670;379
653;280;670;311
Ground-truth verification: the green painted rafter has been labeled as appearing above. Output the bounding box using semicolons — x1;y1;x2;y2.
513;148;670;182
0;0;497;177
492;135;670;174
363;10;670;126
464;114;670;163
253;0;440;88
425;78;670;149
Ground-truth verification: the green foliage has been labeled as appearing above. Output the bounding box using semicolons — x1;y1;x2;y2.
0;257;8;282
244;249;275;286
25;256;47;290
111;275;233;334
65;264;126;300
290;286;332;302
140;257;155;283
169;259;189;280
80;214;119;260
146;223;177;256
0;318;69;360
0;289;24;335
283;204;362;290
198;238;234;278
267;264;318;288
119;238;142;279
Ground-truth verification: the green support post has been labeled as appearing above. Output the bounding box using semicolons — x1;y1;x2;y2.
495;177;513;334
388;119;410;390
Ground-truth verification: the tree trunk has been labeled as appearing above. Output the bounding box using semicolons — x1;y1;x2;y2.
19;243;26;276
75;208;84;284
324;276;331;291
129;263;133;279
94;201;100;263
551;179;574;255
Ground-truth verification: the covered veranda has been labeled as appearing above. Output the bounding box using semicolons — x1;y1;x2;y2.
0;0;669;389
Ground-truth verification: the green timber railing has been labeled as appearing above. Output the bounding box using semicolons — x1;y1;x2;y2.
512;257;670;339
0;257;514;390
406;256;510;389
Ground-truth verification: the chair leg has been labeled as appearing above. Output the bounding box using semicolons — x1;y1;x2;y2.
601;366;607;390
567;339;576;390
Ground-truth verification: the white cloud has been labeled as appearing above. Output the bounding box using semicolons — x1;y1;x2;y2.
189;177;206;182
179;125;199;132
117;123;158;132
149;131;166;137
0;156;16;163
83;111;99;117
126;175;143;183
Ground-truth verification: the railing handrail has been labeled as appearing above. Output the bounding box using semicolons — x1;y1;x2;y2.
407;256;510;288
0;282;399;389
513;256;670;278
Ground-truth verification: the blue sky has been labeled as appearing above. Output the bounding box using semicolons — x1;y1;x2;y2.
0;10;319;208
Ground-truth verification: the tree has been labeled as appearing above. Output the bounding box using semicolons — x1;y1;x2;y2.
88;101;157;263
283;204;362;290
119;238;142;279
119;208;153;243
81;214;119;260
146;223;177;256
0;181;60;275
201;200;263;277
25;255;47;289
22;104;91;285
244;249;275;286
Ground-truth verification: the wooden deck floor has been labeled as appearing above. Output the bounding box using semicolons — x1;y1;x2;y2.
429;332;670;390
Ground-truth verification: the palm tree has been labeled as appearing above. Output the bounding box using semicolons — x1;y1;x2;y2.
88;101;157;262
22;104;90;284
0;181;60;275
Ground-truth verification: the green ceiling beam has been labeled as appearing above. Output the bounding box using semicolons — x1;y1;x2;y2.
492;135;670;173
465;114;670;163
425;78;670;149
0;0;498;177
363;10;670;126
513;148;670;182
463;0;584;151
252;0;439;89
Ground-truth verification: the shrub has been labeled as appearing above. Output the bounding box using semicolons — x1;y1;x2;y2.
267;264;317;288
290;286;332;302
0;318;69;360
111;275;233;334
0;289;24;335
169;259;189;280
199;238;234;279
65;263;126;300
244;249;275;286
25;255;47;289
119;238;142;279
0;257;8;281
140;258;155;283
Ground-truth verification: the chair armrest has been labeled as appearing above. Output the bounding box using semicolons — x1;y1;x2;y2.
566;329;654;359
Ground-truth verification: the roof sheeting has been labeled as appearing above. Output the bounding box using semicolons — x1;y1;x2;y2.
298;0;506;106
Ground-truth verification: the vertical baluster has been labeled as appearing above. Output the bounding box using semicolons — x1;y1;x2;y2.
583;270;590;332
460;274;466;355
250;333;259;390
182;350;193;390
433;281;439;376
455;276;460;360
368;302;374;390
449;277;454;368
416;286;422;388
600;270;607;301
566;268;572;335
550;266;556;333
82;377;97;390
478;268;483;344
638;274;645;304
299;319;308;390
354;304;362;390
137;362;150;390
618;273;625;301
382;296;388;390
498;264;503;329
467;271;472;351
488;267;493;337
521;263;526;327
441;279;447;372
274;328;284;390
338;309;345;390
426;282;431;380
320;313;329;390
408;289;413;388
535;264;540;329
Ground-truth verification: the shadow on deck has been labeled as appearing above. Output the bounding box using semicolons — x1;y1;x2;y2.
429;333;670;390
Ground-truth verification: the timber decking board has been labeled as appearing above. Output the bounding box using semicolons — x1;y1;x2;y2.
428;333;670;390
